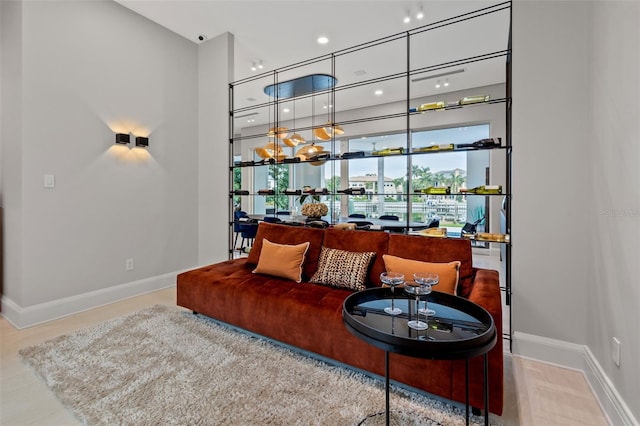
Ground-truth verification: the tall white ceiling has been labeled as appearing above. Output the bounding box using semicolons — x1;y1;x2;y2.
115;1;509;78
115;0;510;124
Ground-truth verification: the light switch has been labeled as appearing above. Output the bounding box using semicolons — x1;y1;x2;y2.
44;174;55;188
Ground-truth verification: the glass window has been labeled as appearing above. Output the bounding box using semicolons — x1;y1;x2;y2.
325;124;489;232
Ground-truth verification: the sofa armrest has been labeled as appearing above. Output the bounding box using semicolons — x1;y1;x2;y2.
468;268;502;329
452;267;504;415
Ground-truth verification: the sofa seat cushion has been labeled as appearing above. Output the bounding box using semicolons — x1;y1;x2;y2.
323;228;389;287
388;234;474;297
247;222;325;279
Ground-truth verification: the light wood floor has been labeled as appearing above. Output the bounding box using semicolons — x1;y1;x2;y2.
1;286;609;425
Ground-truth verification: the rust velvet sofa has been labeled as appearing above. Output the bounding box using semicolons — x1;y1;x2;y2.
177;222;503;415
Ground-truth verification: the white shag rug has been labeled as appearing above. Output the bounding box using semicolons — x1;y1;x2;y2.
19;305;495;425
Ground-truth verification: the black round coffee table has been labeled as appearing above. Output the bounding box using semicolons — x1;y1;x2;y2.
343;287;496;426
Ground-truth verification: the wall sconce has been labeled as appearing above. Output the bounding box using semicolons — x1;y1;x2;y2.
115;133;130;144
135;136;149;147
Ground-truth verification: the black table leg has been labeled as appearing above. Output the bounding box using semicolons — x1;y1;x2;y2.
385;351;390;426
484;353;489;426
465;359;470;426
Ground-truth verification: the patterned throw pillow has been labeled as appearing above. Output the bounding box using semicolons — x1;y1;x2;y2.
310;246;376;291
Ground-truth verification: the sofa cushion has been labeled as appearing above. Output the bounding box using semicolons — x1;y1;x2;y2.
253;239;310;283
247;222;325;279
382;255;460;295
310;247;376;291
323;228;389;287
387;234;474;297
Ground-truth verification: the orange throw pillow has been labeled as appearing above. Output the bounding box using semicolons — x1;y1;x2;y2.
253;239;310;283
382;254;461;295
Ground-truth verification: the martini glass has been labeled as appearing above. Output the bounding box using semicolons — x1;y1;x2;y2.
381;272;404;315
415;272;439;316
406;277;433;330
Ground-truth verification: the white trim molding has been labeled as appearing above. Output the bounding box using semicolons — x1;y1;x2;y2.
1;271;181;329
513;332;638;426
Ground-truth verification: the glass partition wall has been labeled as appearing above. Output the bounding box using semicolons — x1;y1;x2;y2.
229;2;512;324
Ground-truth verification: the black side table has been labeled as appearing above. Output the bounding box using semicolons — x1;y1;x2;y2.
343;287;496;426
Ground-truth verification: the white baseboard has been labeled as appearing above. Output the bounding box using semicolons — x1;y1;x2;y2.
583;346;639;426
513;331;638;426
1;271;180;329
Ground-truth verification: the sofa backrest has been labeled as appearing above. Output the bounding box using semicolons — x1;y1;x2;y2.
247;223;475;293
322;228;389;287
247;222;326;279
387;234;474;297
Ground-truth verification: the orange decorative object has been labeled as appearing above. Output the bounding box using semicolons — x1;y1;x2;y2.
268;126;289;139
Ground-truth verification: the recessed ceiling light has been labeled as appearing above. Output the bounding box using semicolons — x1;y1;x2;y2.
374;89;383;96
403;12;411;24
317;36;329;45
283;108;290;113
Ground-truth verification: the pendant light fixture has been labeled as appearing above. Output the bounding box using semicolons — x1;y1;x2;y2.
283;97;305;147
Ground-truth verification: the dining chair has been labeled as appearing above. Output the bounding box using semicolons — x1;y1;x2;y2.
233;210;248;249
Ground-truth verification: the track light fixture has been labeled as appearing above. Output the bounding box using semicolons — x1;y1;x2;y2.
404;5;424;24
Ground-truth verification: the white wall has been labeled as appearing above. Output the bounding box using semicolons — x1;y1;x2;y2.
198;32;234;265
512;1;589;343
513;1;639;423
1;0;200;327
588;1;640;420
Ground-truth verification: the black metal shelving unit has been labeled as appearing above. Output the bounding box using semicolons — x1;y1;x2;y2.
229;1;512;347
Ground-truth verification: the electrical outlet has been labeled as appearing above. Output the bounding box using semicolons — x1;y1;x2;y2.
612;337;621;367
126;258;134;271
44;174;55;188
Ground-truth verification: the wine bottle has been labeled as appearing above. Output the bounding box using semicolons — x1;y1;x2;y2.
459;95;490;105
417;101;445;111
340;151;366;159
372;147;404;156
413;144;454;153
461;185;502;195
233;189;250;195
257;189;275;195
337;187;366;195
414;186;451;195
282;188;302;195
303;187;328;195
456;138;501;149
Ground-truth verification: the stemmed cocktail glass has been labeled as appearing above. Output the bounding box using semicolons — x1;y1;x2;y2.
381;272;404;316
415;272;439;317
407;273;439;330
